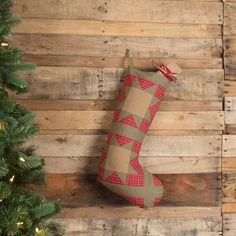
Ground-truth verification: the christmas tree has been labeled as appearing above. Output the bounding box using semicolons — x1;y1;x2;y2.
0;0;63;235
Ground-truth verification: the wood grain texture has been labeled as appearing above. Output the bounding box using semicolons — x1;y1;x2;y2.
223;173;236;205
223;213;236;236
224;2;236;36
12;67;223;101
225;81;236;97
12;34;222;59
57;207;221;219
225;125;236;135
16;100;223;111
225;52;236;77
225;98;236;133
223;203;236;214
223;135;236;157
48;217;222;236
12;0;223;24
30;173;221;207
33;111;224;131
44;156;220;174
225;97;236;112
222;158;236;173
27;135;222;157
222;0;236;218
224;5;236;199
224;37;236;52
225;112;236;125
23;54;223;69
13;18;222;38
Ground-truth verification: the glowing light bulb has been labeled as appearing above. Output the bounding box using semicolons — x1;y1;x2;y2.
1;42;8;47
9;175;15;183
16;222;24;227
19;157;25;162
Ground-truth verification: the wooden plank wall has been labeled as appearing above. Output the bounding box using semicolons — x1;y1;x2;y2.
12;0;225;235
223;0;236;235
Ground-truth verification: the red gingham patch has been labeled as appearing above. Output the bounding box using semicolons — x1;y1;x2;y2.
126;173;144;186
153;176;163;186
153;197;161;206
124;74;136;87
139;119;151;133
122;195;144;208
100;148;107;160
115;134;133;146
155;85;166;100
131;141;142;153
105;133;113;144
112;109;121;122
149;101;161;120
97;167;105;181
130;157;143;174
119;114;137;128
117;89;126;104
138;77;155;89
105;171;125;185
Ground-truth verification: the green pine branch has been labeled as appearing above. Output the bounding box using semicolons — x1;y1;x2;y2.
0;0;63;235
0;158;8;178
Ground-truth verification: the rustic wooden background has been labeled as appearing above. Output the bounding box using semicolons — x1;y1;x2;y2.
9;0;236;235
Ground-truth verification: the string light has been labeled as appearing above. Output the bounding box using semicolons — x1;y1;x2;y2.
0;121;5;129
35;227;43;234
0;199;2;202
19;157;25;162
16;222;24;228
1;42;8;47
9;175;15;183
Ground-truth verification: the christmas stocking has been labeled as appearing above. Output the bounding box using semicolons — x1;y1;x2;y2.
97;52;182;208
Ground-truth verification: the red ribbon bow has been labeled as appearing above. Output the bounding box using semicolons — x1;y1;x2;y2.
152;60;177;83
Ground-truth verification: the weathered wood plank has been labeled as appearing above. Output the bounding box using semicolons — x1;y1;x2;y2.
224;98;236;133
225;97;236;111
224;81;236;97
12;67;223;101
224;37;236;52
17;100;223;111
34;111;224;131
223;213;236;236
12;0;223;24
44;156;220;174
225;112;236;125
12;34;222;59
223;173;236;203
31;173;220;207
225;59;236;79
224;52;236;76
27;135;222;157
222;158;236;172
57;207;221;219
223;203;236;214
223;135;236;157
48;216;222;236
224;1;236;36
225;125;236;135
39;129;222;136
23;54;223;69
13;18;222;38
224;80;236;97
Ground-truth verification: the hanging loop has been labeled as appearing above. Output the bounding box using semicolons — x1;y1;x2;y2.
125;48;132;68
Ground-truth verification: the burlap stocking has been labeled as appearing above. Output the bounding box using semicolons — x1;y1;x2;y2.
97;53;182;208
